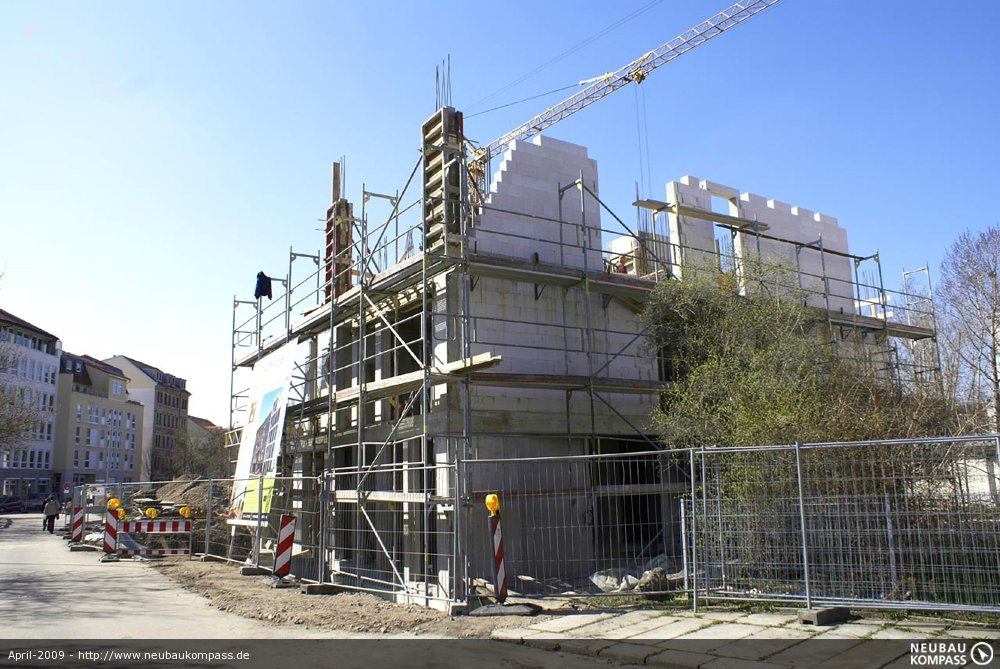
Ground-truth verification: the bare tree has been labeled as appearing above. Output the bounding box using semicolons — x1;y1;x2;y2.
938;226;1000;432
0;341;44;461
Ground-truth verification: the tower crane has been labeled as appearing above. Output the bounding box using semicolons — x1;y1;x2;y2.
467;0;783;200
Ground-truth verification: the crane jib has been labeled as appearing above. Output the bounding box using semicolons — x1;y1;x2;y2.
471;0;782;167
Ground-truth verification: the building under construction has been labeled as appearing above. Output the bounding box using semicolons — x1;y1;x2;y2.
227;110;938;608
225;3;941;609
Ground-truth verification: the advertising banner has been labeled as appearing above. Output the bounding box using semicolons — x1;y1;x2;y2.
228;342;297;525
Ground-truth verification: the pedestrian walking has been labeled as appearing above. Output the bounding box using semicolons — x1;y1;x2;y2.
42;496;60;534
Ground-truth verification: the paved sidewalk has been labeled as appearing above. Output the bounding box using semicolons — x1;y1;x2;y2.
0;513;337;638
491;606;1000;667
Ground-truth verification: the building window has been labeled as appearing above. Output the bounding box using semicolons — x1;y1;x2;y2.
84;451;91;468
44;451;50;468
73;450;79;467
111;380;123;395
75;427;80;444
76;404;82;422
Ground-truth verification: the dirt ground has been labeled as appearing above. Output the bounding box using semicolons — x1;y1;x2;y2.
150;559;561;637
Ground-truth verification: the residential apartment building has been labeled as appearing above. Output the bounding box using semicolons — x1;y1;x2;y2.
0;309;61;498
104;356;189;481
53;353;143;486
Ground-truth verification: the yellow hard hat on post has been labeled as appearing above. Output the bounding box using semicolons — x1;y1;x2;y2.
485;494;499;516
107;498;119;512
179;507;191;518
145;508;158;519
115;508;125;520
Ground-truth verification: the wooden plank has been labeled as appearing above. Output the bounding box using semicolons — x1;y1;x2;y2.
466;372;660;394
324;353;503;405
332;490;452;504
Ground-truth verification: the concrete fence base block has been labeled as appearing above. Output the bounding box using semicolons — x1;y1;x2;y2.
300;583;342;596
469;603;541;617
798;607;851;625
69;543;99;552
239;566;269;576
99;554;120;563
200;555;229;563
265;575;296;589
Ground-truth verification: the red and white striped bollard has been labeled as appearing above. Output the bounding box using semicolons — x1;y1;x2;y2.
273;514;296;578
71;507;84;543
486;494;507;604
103;512;118;557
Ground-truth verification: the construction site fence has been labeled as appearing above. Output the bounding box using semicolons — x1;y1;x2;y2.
690;435;1000;613
460;449;692;602
70;434;1000;613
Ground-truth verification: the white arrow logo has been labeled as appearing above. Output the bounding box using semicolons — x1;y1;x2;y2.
971;642;994;667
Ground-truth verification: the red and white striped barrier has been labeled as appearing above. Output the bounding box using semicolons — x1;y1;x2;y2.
489;511;508;603
120;520;191;534
71;507;84;543
119;548;190;557
103;515;118;555
273;515;296;577
115;515;193;558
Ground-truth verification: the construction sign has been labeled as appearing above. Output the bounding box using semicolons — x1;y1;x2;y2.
240;477;276;518
228;342;297;525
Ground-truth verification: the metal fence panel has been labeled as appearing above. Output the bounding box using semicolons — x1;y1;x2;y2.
462;450;689;599
693;436;1000;613
327;462;456;604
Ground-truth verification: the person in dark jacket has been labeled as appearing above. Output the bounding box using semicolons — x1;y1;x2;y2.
42;496;60;533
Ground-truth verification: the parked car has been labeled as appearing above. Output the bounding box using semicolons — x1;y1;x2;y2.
23;495;49;512
0;496;24;513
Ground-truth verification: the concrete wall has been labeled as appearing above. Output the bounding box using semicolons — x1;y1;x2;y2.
459;135;658;443
666;176;854;313
475;135;602;270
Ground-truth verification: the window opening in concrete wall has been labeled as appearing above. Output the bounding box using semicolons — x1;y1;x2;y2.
711;195;736;273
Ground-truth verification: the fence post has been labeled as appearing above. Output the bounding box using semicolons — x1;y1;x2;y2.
255;473;264;568
452;457;461;606
317;472;327;584
688;448;698;612
679;499;688;593
994;436;1000;505
205;479;213;558
884;492;897;589
794;441;812;609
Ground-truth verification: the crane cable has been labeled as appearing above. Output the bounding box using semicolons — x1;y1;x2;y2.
465;83;581;119
634;83;653;234
464;0;665;114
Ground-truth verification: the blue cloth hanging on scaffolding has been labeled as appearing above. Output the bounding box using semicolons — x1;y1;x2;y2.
254;272;273;300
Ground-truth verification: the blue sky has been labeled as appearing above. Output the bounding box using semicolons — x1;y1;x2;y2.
1;1;997;427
